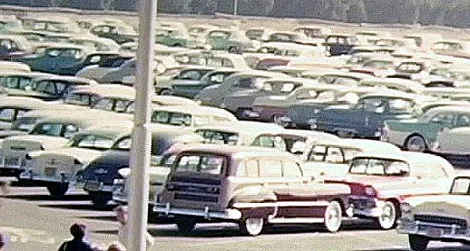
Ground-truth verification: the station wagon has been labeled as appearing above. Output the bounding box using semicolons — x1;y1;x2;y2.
154;145;351;235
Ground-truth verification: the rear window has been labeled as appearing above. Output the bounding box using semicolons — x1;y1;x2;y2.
349;158;410;176
175;154;225;175
152;111;192;126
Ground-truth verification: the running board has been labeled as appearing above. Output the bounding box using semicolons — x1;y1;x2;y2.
268;217;325;224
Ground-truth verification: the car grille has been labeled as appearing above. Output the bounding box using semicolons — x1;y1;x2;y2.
414;214;467;229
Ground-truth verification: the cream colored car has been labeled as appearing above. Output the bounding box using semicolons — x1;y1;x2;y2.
397;176;470;251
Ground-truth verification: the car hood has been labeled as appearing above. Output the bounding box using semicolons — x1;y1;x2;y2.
406;194;470;216
80;150;130;185
3;135;68;149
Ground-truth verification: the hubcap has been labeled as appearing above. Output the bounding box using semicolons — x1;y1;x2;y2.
245;218;263;235
325;202;342;232
407;137;425;151
379;203;396;229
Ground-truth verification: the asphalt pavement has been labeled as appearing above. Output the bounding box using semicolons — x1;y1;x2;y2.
2;186;470;251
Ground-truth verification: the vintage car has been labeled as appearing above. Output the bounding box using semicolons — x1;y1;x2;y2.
431;127;470;168
266;86;379;128
350;56;400;78
0;96;50;130
310;92;434;139
67;35;120;53
74;54;133;80
327;151;455;230
60;84;135;111
154;65;215;95
382;106;470;152
20;16;81;34
222;77;315;118
20;124;132;196
0;71;53;95
58;52;121;76
10;75;99;101
0;61;31;72
169;68;239;99
301;138;401;178
317;71;376;86
0;34;33;61
250;83;345;123
150;105;237;129
194;70;286;108
294;26;332;39
205;29;254;53
90;23;138;44
154;144;352;235
422;87;470;100
75;129;204;207
14;44;91;74
397;176;470;251
325;34;358;56
4;113;125;178
155;27;206;49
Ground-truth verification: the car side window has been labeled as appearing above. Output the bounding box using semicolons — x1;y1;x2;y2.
115;100;129;113
307;145;327;162
0;108;15;122
259;159;283;178
325;147;345;163
235;161;246;177
32;123;63;136
431;113;454;125
245;160;259;178
63;124;79;139
114;137;131;150
93;98;114;111
358;98;385;113
455;114;470;127
283;161;303;178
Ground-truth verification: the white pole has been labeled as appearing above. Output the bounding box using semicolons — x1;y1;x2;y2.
234;0;238;16
127;0;157;249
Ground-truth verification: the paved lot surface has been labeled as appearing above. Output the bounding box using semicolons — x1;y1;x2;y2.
1;186;470;251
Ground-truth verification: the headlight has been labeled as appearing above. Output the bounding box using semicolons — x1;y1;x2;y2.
400;202;412;213
364;186;377;196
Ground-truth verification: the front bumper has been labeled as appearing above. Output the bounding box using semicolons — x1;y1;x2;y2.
349;197;383;218
154;203;242;221
397;219;469;241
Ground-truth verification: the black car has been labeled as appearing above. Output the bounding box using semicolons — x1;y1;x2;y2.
58;52;122;76
75;129;203;207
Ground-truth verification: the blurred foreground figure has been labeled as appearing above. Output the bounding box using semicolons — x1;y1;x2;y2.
114;206;154;250
0;233;5;250
0;180;9;195
107;242;126;251
58;223;94;251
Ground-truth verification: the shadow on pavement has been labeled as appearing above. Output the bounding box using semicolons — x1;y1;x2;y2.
38;203;114;211
6;194;89;201
354;247;470;251
93;229;119;235
78;215;117;222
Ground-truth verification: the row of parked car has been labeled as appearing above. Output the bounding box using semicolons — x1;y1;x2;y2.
3;12;470;251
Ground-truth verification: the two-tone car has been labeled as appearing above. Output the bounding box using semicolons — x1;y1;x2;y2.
382;106;470;152
20;124;133;196
154;144;352;236
301;138;401;178
0;96;50;130
397;175;470;251
327;151;455;230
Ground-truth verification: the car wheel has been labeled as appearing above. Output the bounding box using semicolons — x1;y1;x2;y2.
228;46;239;53
376;201;398;230
409;234;429;251
405;135;427;152
159;89;172;96
239;218;265;236
89;192;110;208
323;201;342;233
175;218;196;235
46;183;68;196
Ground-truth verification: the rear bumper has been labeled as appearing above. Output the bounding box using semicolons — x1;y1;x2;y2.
154;203;242;221
19;170;70;184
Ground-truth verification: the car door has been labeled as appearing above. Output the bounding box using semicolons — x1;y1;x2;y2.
360;98;387;136
257;158;291;217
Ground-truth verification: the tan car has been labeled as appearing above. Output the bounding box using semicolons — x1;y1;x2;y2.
154;144;352;236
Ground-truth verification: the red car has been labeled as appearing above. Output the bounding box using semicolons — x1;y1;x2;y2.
326;151;455;230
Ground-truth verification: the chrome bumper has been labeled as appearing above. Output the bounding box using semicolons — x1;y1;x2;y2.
397;219;469;241
153;203;242;220
349;197;383;218
19;170;70;184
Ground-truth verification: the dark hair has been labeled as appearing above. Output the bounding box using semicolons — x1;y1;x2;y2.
70;223;86;240
0;233;4;248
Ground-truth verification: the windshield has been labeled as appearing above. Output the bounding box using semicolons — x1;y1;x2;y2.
12;116;39;132
65;93;96;106
175;154;226;175
68;134;115;150
1;77;33;90
349;158;410;176
196;130;239;145
450;177;470;195
151;111;192;126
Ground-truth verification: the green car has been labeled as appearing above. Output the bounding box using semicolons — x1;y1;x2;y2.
14;44;90;74
155;27;205;49
205;29;254;53
383;106;470;152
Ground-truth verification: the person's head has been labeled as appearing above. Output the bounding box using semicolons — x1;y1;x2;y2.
114;206;128;225
0;233;5;249
107;242;126;251
70;223;87;240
